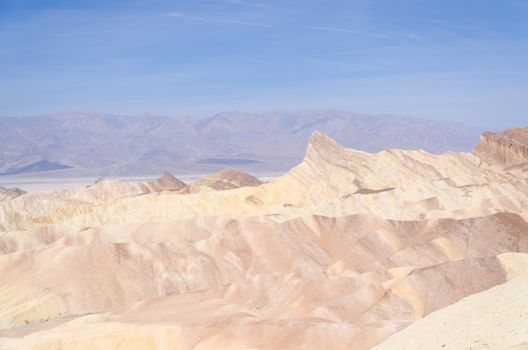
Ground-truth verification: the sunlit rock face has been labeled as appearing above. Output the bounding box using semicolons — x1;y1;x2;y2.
0;129;527;350
374;270;528;350
473;127;528;166
188;168;263;193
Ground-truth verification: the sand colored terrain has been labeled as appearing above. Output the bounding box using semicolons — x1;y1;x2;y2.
188;168;263;193
0;172;186;232
0;130;527;349
0;187;25;203
374;267;528;350
1;132;527;233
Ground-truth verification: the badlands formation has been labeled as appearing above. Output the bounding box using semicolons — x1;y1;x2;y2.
187;169;263;193
0;129;527;349
0;187;25;203
474;127;528;166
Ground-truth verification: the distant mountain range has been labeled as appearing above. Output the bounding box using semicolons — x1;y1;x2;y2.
0;110;484;176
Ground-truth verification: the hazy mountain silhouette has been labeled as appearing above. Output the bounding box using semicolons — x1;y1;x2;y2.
0;110;483;176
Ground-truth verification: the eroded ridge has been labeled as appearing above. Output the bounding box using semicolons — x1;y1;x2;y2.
0;129;527;349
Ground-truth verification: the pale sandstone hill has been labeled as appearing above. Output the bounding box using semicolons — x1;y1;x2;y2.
87;172;187;200
188;168;263;193
0;173;187;231
0;186;25;202
374;267;528;350
473;127;528;166
1;132;525;233
142;171;187;192
0;131;527;350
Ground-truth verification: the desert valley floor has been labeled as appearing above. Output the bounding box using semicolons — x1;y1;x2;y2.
0;128;527;349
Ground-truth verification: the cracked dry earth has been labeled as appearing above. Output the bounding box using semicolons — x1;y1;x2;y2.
1;130;528;349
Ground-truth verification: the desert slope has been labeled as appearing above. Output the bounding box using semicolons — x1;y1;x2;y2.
0;130;527;349
1;132;526;233
374;268;528;350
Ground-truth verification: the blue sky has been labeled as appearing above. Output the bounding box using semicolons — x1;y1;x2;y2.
0;0;527;129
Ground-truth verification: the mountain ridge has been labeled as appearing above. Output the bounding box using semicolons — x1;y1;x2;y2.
0;110;484;177
0;129;527;349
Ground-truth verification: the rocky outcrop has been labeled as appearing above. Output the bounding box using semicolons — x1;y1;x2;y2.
141;172;187;192
473;127;528;166
0;173;187;231
81;172;187;201
0;186;25;202
188;168;263;193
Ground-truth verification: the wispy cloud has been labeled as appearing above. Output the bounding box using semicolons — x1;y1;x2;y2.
223;0;270;8
309;58;374;72
298;25;393;39
165;13;411;39
167;12;273;28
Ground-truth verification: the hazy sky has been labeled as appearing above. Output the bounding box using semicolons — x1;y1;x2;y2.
0;0;527;129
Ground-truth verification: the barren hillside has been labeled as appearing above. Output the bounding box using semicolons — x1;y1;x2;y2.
0;129;526;349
